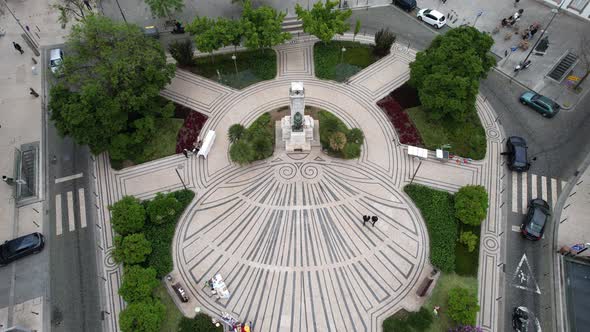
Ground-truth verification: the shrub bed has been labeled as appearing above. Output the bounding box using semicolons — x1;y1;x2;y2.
228;113;275;165
404;184;458;272
317;110;363;159
377;95;423;146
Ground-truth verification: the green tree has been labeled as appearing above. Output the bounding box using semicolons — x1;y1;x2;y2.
459;231;479;252
114;233;152;265
52;0;94;26
119;265;159;303
144;0;184;19
374;28;396;56
346;128;364;144
146;193;182;225
353;19;361;42
179;314;224;331
119;300;165;332
241;0;291;49
447;287;480;325
455;185;489;226
342;143;361;159
329;132;347;151
295;0;352;43
186;16;223;59
228;124;246;143
109;196;146;236
49;16;175;161
251;135;273;160
409;26;495;122
229;140;254;165
169;39;195;67
215;18;244;52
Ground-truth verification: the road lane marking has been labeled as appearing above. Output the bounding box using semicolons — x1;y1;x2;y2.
531;174;538;199
78;188;87;229
541;176;547;201
521;172;527;214
67;191;75;232
55;194;63;236
55;172;83;184
511;225;521;232
512;172;518;213
551;178;557;208
512;253;541;294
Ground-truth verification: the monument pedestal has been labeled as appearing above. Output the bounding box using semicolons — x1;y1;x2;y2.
278;82;317;152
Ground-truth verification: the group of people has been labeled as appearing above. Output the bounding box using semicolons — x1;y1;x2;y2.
501;9;525;27
182;140;202;158
521;23;540;41
362;215;379;227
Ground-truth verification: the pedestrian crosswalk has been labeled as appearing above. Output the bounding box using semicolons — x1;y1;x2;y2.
54;188;88;236
510;172;566;214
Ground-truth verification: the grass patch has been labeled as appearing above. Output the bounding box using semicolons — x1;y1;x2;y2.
144;190;195;278
424;273;478;332
404;184;458;272
153;283;183;332
314;41;379;82
406;106;487;160
455;224;481;277
383;307;434;332
189;49;277;89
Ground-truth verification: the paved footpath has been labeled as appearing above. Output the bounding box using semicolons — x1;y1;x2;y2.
94;34;505;331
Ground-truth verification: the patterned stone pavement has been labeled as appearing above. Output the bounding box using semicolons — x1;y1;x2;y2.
93;34;505;331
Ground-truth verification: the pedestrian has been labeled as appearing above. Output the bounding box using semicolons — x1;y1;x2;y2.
501;18;508;27
83;0;92;10
433;306;440;316
2;176;14;185
25;25;30;32
182;149;189;158
362;215;370;226
30;88;39;97
13;42;23;54
371;216;378;227
514;0;520;7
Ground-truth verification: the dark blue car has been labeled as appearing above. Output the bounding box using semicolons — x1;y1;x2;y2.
0;232;45;266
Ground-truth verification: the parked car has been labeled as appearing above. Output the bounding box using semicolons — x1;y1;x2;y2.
393;0;416;12
49;48;64;75
519;91;560;118
417;8;447;29
512;306;529;331
0;232;45;266
504;136;530;172
521;199;550;241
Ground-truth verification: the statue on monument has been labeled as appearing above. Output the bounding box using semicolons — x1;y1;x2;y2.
292;112;303;132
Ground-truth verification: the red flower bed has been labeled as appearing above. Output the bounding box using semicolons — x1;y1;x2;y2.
377;95;424;146
175;105;208;153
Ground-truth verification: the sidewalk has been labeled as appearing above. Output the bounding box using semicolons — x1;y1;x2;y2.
418;0;590;108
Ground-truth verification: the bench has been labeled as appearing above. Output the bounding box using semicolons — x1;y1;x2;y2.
416;277;434;297
172;282;189;302
197;130;216;159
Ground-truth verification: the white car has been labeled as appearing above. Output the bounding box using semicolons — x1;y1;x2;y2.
417;8;447;29
49;48;64;75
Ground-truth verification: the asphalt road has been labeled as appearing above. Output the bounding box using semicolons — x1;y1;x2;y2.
43;46;102;332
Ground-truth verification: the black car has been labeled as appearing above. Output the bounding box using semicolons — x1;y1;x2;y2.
504;136;530;172
0;232;45;266
512;306;529;331
521;199;550;241
393;0;416;12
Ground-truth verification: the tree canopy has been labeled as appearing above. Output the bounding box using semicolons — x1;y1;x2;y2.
447;287;480;325
109;196;146;236
409;26;495;122
144;0;184;18
455;185;489;226
295;0;352;43
146;192;182;225
114;233;152;265
49;16;175;161
119;265;159;303
119;300;165;332
241;0;291;49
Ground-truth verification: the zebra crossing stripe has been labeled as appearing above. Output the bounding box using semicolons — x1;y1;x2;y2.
55;194;63;236
512;172;518;213
67;191;75;232
521;172;527;215
531;174;538;199
79;188;87;229
541;176;548;201
551;178;558;208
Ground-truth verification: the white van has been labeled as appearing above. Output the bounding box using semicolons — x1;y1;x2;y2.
49;48;64;75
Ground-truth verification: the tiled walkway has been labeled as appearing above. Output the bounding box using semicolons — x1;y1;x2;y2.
94;34;505;331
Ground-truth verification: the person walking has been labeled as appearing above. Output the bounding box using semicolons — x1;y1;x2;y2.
362;215;370;226
13;42;24;54
371;216;378;227
182;149;189;158
29;88;39;97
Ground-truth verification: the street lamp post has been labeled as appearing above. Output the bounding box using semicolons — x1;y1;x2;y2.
340;47;347;63
231;54;238;76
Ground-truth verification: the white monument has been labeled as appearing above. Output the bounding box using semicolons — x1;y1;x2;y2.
281;82;315;152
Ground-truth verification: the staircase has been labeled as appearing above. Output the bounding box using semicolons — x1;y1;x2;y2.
20;147;37;198
282;17;304;35
547;51;578;82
